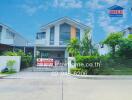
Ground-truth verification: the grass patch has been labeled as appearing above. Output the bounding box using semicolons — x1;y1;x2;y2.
0;71;16;75
100;67;132;75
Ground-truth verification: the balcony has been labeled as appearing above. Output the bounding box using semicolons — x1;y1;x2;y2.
59;41;68;46
35;39;47;46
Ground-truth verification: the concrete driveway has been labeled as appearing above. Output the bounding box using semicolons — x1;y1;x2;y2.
0;72;132;100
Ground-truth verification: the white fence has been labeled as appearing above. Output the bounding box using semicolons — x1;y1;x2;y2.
0;56;21;72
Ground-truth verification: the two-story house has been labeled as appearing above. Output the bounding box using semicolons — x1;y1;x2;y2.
35;17;90;61
0;23;30;53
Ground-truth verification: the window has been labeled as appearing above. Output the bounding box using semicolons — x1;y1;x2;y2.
76;28;80;40
36;32;46;39
6;29;15;39
128;27;132;34
50;26;55;45
0;25;2;32
60;23;71;45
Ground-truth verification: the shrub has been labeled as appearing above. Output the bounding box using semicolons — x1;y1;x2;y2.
3;50;33;69
21;54;32;68
75;55;101;75
76;55;100;64
70;68;87;75
6;60;16;72
4;51;17;56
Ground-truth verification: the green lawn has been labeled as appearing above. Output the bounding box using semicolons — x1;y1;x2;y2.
0;71;16;75
100;67;132;75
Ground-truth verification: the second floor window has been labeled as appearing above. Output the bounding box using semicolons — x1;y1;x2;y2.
60;23;71;45
76;28;80;40
6;29;15;39
36;32;46;39
50;26;55;45
128;27;132;34
0;25;2;33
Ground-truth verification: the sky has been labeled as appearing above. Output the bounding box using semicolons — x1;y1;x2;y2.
0;0;132;43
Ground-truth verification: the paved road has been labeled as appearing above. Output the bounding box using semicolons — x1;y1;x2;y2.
0;72;132;100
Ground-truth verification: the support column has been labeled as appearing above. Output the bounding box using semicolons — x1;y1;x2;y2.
55;24;60;46
34;46;36;58
46;28;50;46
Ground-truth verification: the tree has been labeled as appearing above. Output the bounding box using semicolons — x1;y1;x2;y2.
117;35;132;58
67;38;80;57
81;29;92;55
128;34;132;39
103;32;123;57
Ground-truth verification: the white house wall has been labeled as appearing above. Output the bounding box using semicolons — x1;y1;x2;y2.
0;26;14;45
14;34;28;46
0;56;21;72
0;25;28;46
36;23;87;47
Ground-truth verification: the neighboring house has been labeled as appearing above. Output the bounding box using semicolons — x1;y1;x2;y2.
123;26;132;37
35;17;90;60
97;44;109;55
98;26;132;55
0;23;32;53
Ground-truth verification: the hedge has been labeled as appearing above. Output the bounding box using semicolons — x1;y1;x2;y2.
75;55;102;75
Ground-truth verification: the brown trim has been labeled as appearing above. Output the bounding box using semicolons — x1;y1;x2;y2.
71;26;76;39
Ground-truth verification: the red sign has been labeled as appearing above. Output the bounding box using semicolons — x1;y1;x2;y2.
37;58;54;67
108;5;124;17
109;10;123;14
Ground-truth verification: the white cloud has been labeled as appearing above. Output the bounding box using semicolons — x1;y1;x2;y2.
53;0;82;8
103;0;117;5
20;1;48;16
85;0;128;11
85;13;94;28
21;4;42;16
85;0;104;10
118;0;128;6
98;12;126;34
102;0;128;6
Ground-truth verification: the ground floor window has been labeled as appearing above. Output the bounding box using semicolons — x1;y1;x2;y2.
39;51;65;59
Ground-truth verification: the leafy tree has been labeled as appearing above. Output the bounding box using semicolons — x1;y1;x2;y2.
103;32;123;57
4;50;32;68
6;60;16;72
67;28;98;57
128;34;132;39
67;38;80;57
81;29;92;55
117;36;132;58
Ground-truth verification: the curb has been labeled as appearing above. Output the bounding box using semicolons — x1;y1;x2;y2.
0;74;11;79
69;74;132;80
0;75;7;79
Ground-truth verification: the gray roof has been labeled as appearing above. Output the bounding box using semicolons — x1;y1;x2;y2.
41;17;90;30
0;22;29;42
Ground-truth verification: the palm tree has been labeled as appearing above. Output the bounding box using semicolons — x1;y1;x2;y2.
67;38;80;57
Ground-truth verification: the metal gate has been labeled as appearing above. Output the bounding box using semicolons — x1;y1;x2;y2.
32;58;68;72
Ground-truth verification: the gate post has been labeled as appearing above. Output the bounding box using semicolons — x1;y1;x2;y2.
68;57;76;74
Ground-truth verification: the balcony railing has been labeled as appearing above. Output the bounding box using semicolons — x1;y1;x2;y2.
59;41;68;45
